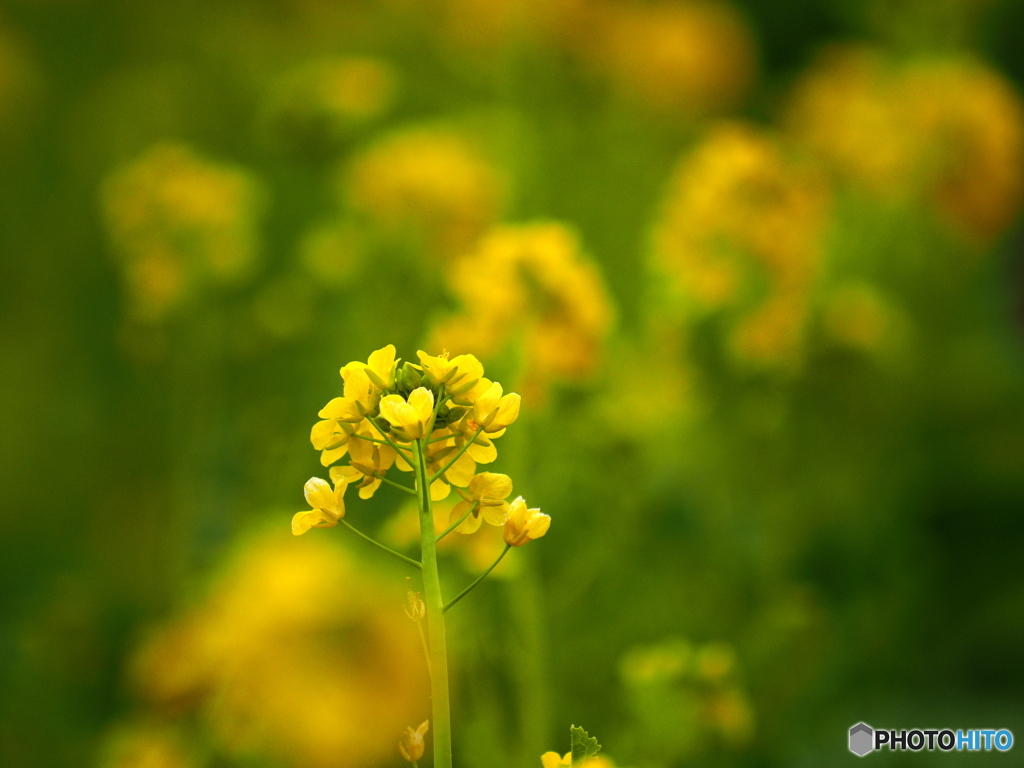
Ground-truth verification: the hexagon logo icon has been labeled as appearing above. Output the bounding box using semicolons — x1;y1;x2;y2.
849;722;874;756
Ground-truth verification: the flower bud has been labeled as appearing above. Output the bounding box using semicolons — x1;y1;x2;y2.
503;496;550;547
399;720;429;763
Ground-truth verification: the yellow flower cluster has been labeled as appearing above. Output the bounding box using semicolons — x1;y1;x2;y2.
345;127;504;258
299;344;550;543
101;143;265;321
567;0;756;114
785;46;1024;242
430;222;613;399
132;533;426;768
653;122;829;366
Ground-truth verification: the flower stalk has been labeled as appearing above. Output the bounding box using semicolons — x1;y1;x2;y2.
413;438;453;768
293;346;552;766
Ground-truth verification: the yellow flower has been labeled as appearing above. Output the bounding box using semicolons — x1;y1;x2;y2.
542;752;571;768
653;121;829;367
100;143;265;322
343;343;398;391
132;534;427;768
429;222;613;400
416;350;484;392
345;127;504;258
421;428;477;500
450;472;513;533
503;496;550;546
291;477;347;535
330;422;398;499
785;46;1024;243
569;0;756;115
469;381;520;432
379;387;435;440
398;720;429;763
312;366;382;466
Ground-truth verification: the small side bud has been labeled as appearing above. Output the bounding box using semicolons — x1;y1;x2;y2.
399;720;429;763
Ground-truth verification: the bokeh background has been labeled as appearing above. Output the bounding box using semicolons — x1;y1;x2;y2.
3;0;1024;766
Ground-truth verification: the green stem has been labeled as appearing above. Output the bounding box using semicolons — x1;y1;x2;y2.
339;519;421;569
436;501;478;542
429;426;486;484
413;439;452;768
366;415;415;461
372;472;417;496
444;544;511;613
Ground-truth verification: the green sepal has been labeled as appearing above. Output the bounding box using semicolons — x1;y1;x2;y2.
570;725;601;763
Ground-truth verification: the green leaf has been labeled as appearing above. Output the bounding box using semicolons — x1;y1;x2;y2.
570;725;601;763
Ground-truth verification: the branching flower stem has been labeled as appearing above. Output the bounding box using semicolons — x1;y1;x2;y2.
372;472;417;496
413;438;452;768
443;544;511;613
429;425;486;484
339;519;421;569
436;501;478;542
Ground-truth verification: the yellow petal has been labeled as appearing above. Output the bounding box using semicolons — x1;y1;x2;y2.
292;508;335;535
466;435;497;463
367;344;397;388
430;478;451;501
408;386;435;424
470;471;512;500
541;752;565;768
444;452;476;487
318;397;364;422
359;476;382;499
303;477;334;509
526;511;551;540
481;500;510;526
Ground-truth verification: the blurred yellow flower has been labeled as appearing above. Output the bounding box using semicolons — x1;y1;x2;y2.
101;143;265;321
785;46;1024;243
450;472;513;533
568;0;756;114
345;127;504;257
398;720;429;763
133;534;427;768
431;222;613;399
292;476;348;535
542;752;571;768
653;121;829;367
503;496;550;546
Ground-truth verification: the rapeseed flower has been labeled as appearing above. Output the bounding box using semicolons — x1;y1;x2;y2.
653;122;829;367
430;222;613;399
503;497;550;546
345;128;504;258
450;472;513;533
133;534;427;768
785;46;1024;242
291;476;348;535
101;143;264;321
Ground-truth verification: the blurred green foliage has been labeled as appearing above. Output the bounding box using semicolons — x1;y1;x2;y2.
2;1;1024;767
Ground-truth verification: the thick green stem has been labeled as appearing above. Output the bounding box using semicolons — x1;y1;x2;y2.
414;439;452;768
